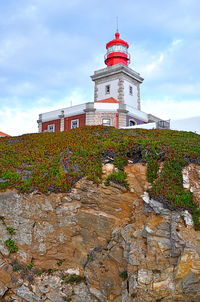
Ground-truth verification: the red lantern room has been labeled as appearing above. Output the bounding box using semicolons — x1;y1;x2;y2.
104;32;130;67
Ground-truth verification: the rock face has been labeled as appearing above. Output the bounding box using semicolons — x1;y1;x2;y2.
183;163;200;207
0;163;199;302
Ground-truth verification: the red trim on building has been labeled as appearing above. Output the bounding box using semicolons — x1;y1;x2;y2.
95;97;120;103
42;119;60;132
41;114;86;133
116;113;119;128
106;32;129;48
64;114;86;130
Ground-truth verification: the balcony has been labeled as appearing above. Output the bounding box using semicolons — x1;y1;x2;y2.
156;120;170;129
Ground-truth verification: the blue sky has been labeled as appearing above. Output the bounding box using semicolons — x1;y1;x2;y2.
0;0;199;135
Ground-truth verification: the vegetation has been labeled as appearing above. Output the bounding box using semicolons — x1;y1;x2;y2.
4;239;18;253
0;126;199;229
65;274;86;284
57;259;64;266
119;270;128;280
6;227;16;235
0;216;5;225
105;170;129;189
12;265;22;272
26;262;34;269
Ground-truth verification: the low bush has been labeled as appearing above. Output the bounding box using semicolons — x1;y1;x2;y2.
105;170;129;189
4;239;18;253
66;274;86;284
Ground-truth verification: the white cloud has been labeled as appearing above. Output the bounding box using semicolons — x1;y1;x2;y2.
140;53;164;76
1;95;199;137
0;89;89;136
0;0;199;138
142;99;200;120
132;38;183;80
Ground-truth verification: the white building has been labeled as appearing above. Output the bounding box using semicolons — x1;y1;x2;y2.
38;32;162;132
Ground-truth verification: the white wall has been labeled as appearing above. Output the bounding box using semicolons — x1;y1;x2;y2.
124;79;138;108
41;103;86;122
126;105;148;122
95;103;119;112
96;79;119;101
122;116;200;135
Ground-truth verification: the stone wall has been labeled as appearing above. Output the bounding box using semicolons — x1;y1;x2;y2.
0;164;199;302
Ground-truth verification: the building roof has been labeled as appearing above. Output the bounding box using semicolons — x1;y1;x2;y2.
0;131;10;137
95;97;120;103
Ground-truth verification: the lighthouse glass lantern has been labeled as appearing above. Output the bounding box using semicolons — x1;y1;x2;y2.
104;32;130;66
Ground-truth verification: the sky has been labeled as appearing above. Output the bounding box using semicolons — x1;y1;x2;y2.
0;0;199;136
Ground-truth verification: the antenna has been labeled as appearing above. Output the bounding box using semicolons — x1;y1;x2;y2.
116;16;119;32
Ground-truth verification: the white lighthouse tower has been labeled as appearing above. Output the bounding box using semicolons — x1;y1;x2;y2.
91;32;143;110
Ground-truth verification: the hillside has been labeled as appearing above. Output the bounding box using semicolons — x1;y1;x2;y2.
0;126;200;229
0;126;200;301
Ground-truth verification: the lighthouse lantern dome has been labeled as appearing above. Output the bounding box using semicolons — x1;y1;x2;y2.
104;32;130;67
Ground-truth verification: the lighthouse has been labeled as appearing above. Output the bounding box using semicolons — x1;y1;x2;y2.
91;32;143;111
38;31;162;132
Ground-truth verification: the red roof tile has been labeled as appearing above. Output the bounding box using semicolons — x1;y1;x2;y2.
95;97;120;103
0;131;10;137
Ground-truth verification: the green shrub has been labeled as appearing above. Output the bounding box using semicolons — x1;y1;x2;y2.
12;265;21;272
63;298;72;302
0;216;5;225
26;262;34;269
66;274;86;284
46;268;55;274
105;171;129;189
34;269;43;275
6;227;16;235
4;239;18;253
146;158;160;183
119;270;128;280
57;259;64;266
113;156;128;170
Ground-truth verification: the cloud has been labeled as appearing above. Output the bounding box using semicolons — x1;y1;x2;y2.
0;89;89;136
132;39;184;79
130;37;200;103
142;99;200;120
0;0;199;137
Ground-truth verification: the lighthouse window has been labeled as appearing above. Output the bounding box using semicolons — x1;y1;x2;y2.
107;45;127;54
105;85;110;94
71;119;79;129
102;118;111;126
129;86;133;95
47;124;55;132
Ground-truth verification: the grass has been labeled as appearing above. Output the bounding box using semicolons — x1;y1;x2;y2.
105;170;129;189
0;126;199;229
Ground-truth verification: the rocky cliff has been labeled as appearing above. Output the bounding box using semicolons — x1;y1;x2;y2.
0;162;200;302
